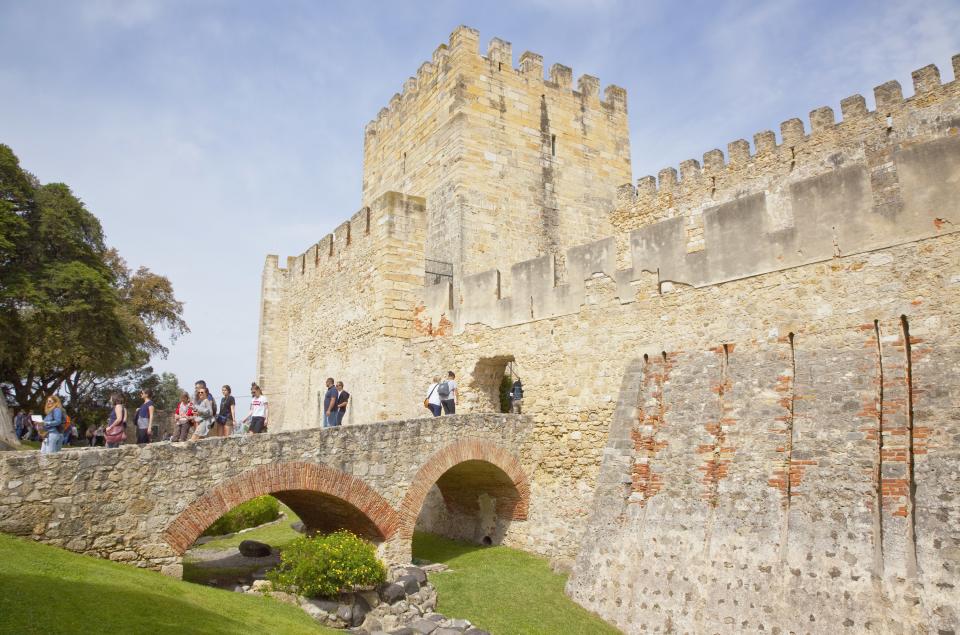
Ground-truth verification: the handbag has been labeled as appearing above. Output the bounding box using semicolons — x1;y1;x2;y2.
104;407;126;444
424;383;438;410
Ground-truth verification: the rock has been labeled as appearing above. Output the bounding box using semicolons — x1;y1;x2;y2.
424;613;445;622
238;539;272;557
464;630;490;635
409;618;438;634
396;574;420;594
358;589;381;609
232;585;244;593
432;629;463;635
420;563;449;573
380;583;406;604
300;597;340;616
447;619;471;630
352;593;372;627
336;603;353;623
402;567;428;585
291;520;306;533
388;629;416;635
250;579;271;592
361;616;383;632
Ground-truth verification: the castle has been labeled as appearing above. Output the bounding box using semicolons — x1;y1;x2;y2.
257;26;960;633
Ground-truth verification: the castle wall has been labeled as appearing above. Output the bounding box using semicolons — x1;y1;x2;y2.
257;192;426;429
401;57;960;632
362;26;631;289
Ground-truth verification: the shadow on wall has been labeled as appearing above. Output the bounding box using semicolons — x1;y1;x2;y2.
414;459;524;546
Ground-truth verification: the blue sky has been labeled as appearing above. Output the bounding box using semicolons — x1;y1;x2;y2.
2;0;958;407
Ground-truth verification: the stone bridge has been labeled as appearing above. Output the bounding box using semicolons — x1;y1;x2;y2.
0;414;532;576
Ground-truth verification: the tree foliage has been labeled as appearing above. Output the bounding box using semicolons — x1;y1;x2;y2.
0;144;189;416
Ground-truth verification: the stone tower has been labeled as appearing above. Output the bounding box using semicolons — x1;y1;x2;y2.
360;25;632;291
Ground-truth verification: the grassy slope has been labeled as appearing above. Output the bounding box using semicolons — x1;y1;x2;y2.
193;504;302;551
413;533;621;635
0;533;335;635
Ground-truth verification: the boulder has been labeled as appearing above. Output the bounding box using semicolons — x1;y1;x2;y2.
447;619;471;630
388;629;416;635
380;582;406;604
433;629;463;635
352;593;372;627
336;603;352;623
396;574;421;595
238;540;272;557
291;520;306;533
409;618;438;634
250;579;271;592
402;567;428;585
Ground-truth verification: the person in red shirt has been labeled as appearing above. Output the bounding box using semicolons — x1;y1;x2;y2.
172;392;194;442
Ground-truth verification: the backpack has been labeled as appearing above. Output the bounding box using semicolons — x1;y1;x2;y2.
438;381;450;399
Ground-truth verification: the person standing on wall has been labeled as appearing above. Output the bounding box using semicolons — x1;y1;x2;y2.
40;395;66;454
194;380;217;418
425;376;442;417
190;386;215;441
335;381;349;426
322;377;339;428
439;371;457;415
217;385;236;436
240;383;269;434
104;393;127;449
14;409;31;440
510;379;524;414
172;392;194;442
135;389;154;444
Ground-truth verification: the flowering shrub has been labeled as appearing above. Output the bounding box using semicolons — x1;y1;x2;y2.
267;530;386;598
202;495;280;536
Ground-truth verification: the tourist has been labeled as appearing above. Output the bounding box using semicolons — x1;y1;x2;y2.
439;371;457;415
194;380;217;416
335;381;349;426
40;395;66;454
104;393;127;448
510;379;523;414
61;415;77;446
172;392;194;442
425;376;442;417
93;424;105;446
190;386;215;441
323;377;338;428
135;389;155;444
14;409;30;440
216;385;236;436
240;383;269;434
85;424;95;447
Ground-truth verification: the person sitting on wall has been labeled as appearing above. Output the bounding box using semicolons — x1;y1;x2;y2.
335;381;349;426
322;378;338;428
439;371;457;415
425;376;442;417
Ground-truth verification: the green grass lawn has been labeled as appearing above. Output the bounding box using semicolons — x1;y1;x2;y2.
0;533;336;635
193;503;302;551
413;532;621;635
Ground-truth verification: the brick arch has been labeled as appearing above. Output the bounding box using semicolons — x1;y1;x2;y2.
163;462;400;554
396;439;530;539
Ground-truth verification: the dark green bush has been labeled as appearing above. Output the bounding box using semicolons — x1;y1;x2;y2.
267;530;386;598
202;495;280;537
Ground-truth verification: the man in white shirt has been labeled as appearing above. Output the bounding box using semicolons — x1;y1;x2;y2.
440;370;457;415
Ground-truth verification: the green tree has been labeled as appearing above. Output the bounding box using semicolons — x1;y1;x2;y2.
0;144;188;415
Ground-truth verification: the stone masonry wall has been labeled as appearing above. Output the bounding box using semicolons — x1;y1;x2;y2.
257;192;427;429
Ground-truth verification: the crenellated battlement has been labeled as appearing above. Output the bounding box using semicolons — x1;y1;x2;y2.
418;53;960;335
363;25;626;141
614;54;960;234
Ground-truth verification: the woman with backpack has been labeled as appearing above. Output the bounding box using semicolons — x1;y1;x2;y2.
40;395;66;454
424;376;442;417
104;393;127;449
